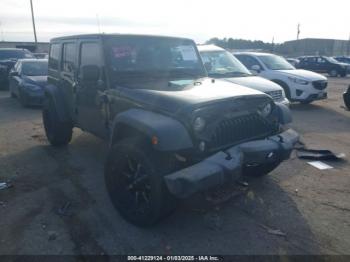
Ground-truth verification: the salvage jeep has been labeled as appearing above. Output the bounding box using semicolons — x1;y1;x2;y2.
43;34;299;226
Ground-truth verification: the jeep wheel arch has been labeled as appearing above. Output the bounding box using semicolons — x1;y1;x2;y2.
110;109;193;151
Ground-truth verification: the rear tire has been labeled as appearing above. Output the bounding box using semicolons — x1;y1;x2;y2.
105;137;178;226
42;96;72;146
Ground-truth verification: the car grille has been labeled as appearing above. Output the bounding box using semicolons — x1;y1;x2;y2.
312;80;327;90
210;113;277;149
266;90;283;101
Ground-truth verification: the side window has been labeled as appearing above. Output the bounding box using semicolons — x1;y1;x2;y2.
80;42;102;67
317;57;325;63
49;43;60;70
237;55;260;69
62;42;76;73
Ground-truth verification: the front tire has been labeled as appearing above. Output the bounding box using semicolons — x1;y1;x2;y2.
105;137;177;226
42;96;72;146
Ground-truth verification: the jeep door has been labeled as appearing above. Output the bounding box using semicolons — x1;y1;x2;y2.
76;39;108;138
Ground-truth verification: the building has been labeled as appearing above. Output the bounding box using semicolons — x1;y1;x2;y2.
278;38;350;57
0;41;49;53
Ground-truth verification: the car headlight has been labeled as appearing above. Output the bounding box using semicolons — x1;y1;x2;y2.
193;117;206;132
288;77;309;85
258;103;272;117
23;83;41;91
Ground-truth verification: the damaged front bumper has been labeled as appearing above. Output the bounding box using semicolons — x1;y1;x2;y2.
164;129;299;198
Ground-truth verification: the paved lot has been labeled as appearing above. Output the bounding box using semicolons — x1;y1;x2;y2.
0;77;349;255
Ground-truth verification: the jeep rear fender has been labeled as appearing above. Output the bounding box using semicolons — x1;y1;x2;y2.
44;84;71;122
110;109;193;151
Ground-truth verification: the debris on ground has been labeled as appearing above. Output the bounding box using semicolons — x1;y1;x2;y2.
308;161;334;170
260;224;287;237
56;201;72;217
297;148;346;161
203;213;223;230
236;179;249;187
0;181;13;190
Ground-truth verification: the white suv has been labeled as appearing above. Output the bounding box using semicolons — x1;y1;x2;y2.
234;52;328;104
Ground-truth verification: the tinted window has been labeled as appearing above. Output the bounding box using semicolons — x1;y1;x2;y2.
0;49;33;60
257;54;294;70
62;42;76;72
80;42;101;67
49;43;60;70
235;55;261;69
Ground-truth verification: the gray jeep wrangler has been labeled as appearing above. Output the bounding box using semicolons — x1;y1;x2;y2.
43;34;299;226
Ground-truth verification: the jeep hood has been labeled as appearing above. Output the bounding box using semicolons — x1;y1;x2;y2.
119;78;268;114
224;76;283;93
277;69;327;81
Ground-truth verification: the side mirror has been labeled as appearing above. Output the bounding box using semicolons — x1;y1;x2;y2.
80;65;100;82
251;65;261;73
10;71;19;77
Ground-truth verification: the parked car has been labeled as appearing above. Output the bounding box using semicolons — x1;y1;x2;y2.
334;56;350;65
297;56;349;77
234;52;328;104
198;45;289;106
286;58;299;67
0;48;35;89
8;59;48;106
33;53;49;59
43;34;298;226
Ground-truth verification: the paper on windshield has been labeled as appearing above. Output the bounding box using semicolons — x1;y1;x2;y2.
178;45;198;61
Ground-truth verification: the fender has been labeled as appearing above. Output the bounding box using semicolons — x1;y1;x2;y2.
110;109;193;151
274;103;292;125
44;84;72;123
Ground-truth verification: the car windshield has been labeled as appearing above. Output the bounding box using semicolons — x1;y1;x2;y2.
105;36;206;85
200;50;251;78
22;61;48;76
324;57;340;63
0;50;34;60
258;54;295;70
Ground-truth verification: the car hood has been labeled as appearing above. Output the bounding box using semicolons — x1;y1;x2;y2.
276;69;327;81
22;75;48;88
117;77;269;115
224;76;283;93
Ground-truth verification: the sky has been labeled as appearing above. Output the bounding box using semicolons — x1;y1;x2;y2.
0;0;349;44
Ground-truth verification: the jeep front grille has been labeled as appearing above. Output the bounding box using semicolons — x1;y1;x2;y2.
210;113;276;149
266;90;283;101
312;80;327;90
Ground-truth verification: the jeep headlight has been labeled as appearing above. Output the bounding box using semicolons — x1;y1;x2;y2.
258;103;272;117
193;117;206;132
288;77;309;85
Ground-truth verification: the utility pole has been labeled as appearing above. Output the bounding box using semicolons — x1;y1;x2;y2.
96;14;101;33
347;32;350;56
30;0;37;43
297;23;300;40
0;21;4;41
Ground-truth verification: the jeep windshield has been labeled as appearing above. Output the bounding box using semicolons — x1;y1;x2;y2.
105;36;207;87
200;50;252;78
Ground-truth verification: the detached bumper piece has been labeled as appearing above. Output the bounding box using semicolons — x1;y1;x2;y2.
164;129;299;198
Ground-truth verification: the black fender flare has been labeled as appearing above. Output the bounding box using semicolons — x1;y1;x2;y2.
273;103;292;125
44;84;71;123
109;109;193;151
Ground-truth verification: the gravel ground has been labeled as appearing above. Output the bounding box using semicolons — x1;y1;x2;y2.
0;77;349;255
